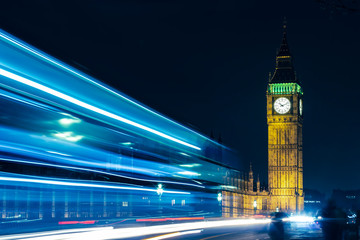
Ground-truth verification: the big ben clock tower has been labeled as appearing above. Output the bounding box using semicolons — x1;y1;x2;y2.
267;22;304;213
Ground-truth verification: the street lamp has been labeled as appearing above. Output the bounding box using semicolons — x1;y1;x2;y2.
253;199;257;215
156;184;163;216
217;193;222;202
157;184;164;198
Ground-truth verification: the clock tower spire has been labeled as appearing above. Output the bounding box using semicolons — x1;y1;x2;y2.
267;21;304;213
270;19;298;84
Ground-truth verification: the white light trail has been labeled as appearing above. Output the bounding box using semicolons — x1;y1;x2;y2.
0;227;114;240
0;30;218;147
143;230;202;240
0;176;190;195
0;149;205;189
0;218;270;240
0;68;200;151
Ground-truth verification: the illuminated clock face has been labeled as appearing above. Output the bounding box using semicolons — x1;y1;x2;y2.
299;99;303;115
274;97;291;114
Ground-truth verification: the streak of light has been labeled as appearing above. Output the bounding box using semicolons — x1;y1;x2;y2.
179;163;201;168
0;68;201;151
142;230;202;240
58;221;96;225
0;29;223;148
0;140;171;177
177;171;201;176
46;151;71;157
0;218;271;240
0;89;53;111
200;232;233;240
136;217;205;222
220;185;237;190
0;175;191;195
0;227;114;240
0;155;205;189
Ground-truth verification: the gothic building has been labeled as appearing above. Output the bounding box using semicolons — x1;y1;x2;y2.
267;22;304;213
222;21;304;216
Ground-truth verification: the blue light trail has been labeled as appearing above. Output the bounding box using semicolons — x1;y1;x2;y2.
0;68;201;150
0;29;239;234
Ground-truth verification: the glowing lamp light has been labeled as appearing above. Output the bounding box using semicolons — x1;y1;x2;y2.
157;184;164;196
217;193;222;202
253;200;257;208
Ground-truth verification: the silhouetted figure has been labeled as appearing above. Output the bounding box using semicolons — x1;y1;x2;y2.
321;199;347;240
268;212;288;240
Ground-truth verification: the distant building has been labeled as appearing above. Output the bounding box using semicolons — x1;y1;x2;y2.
331;189;360;211
304;189;325;215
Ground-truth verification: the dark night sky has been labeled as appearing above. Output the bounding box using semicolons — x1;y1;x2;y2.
1;0;359;195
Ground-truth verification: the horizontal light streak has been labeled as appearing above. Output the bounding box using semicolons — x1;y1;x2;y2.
0;30;218;147
0;68;200;151
0;176;190;195
0;151;205;189
58;221;97;225
0;218;270;240
0;89;53;111
0;31;222;148
0;227;114;240
136;217;204;222
143;230;202;240
0;30;223;148
177;171;201;176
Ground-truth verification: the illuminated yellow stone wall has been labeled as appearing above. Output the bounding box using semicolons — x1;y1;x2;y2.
221;174;270;217
267;92;304;213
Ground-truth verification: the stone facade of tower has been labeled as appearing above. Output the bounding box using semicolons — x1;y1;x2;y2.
267;23;304;213
221;22;304;217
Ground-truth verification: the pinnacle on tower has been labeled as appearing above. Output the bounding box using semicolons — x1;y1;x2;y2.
249;162;253;179
277;17;291;57
270;18;298;84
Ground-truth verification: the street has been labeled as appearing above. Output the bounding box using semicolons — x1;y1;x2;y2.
125;222;323;240
0;219;325;240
